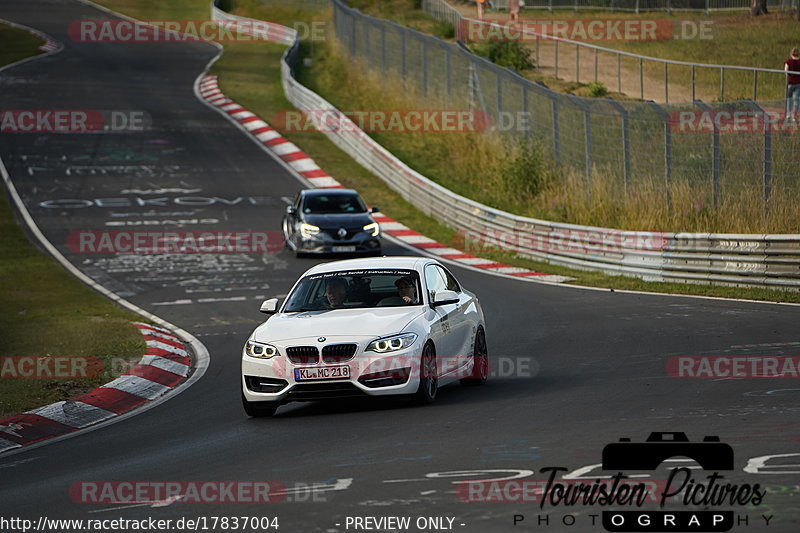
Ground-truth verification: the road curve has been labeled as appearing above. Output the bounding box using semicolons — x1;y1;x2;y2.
0;1;799;532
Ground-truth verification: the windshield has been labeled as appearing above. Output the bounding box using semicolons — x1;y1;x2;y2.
302;193;367;214
283;269;422;312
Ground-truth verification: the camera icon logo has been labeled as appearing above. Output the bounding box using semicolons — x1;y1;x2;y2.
602;432;734;471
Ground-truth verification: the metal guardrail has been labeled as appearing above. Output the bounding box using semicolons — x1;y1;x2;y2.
424;0;800;103
211;1;800;290
451;0;792;13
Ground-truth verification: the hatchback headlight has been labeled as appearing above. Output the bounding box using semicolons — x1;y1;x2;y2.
245;340;278;358
366;333;417;353
363;222;380;237
300;223;320;239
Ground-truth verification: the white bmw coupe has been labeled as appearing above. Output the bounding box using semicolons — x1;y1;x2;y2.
241;256;488;416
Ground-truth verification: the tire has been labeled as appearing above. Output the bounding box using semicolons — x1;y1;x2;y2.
281;218;292;250
414;342;438;404
242;392;279;417
461;327;488;386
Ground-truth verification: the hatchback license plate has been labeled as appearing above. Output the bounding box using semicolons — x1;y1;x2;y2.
331;246;356;252
295;366;350;381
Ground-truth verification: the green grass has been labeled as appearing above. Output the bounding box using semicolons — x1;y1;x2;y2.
81;0;800;305
0;22;146;416
0;22;45;66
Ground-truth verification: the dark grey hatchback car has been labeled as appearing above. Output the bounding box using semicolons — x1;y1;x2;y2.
282;189;382;257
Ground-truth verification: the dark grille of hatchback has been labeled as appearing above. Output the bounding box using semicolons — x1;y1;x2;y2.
321;343;358;363
286;346;319;364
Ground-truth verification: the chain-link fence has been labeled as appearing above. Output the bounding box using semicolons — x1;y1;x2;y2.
427;0;797;103
331;0;800;215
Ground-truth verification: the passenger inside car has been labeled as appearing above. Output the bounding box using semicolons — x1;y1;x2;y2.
377;276;419;306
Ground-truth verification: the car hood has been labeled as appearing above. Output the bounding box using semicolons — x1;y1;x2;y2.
253;307;424;343
302;213;373;228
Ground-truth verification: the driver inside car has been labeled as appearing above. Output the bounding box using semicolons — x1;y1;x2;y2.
323;278;349;308
395;276;418;304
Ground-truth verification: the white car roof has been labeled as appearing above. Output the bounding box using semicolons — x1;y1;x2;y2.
302;256;431;276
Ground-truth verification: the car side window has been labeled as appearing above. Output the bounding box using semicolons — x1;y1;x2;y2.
424;265;448;303
437;266;461;292
293;194;302;211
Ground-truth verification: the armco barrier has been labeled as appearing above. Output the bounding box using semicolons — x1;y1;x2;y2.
210;2;800;290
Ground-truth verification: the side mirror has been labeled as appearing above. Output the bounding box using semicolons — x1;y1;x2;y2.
260;298;280;314
431;290;459;307
370;206;380;213
286;206;297;215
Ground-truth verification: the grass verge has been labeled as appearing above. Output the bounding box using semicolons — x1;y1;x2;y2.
85;0;800;305
0;22;145;417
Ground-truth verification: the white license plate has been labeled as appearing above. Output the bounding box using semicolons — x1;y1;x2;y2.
295;365;351;381
331;246;356;252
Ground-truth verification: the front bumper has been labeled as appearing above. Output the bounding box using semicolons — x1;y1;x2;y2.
296;232;381;254
241;340;421;404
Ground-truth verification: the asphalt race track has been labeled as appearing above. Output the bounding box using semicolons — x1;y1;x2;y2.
1;1;799;532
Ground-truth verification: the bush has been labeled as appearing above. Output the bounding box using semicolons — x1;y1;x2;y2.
588;81;608;98
433;20;455;39
469;40;534;72
500;138;553;197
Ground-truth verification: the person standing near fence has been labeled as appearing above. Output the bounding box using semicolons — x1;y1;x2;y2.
476;0;487;20
784;48;800;114
509;0;521;23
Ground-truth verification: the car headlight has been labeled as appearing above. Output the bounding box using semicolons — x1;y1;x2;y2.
366;333;417;353
245;340;279;358
363;222;380;237
300;223;320;239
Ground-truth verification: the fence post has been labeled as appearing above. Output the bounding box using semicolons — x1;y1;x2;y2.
664;62;669;103
381;24;386;73
635;0;640;14
744;100;772;215
536;36;540;72
422;38;428;96
445;45;451;102
691;65;695;103
568;95;593;185
617;53;621;93
555;39;559;79
496;71;503;119
695;100;720;208
363;21;375;68
594;47;598;82
639;57;644;99
752;70;757;101
576;44;580;83
647;101;672;214
607;100;631;193
401;29;407;79
551;96;561;166
350;11;357;56
522;84;530;141
720;67;725;101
